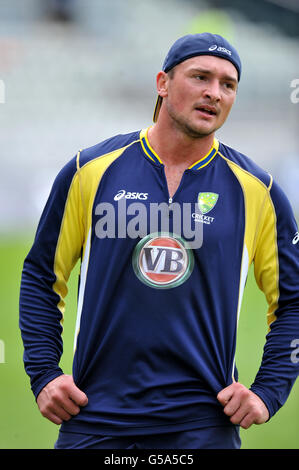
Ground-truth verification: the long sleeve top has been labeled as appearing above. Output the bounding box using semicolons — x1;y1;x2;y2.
19;127;299;436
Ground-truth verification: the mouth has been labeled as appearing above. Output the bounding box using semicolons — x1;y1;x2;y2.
195;105;218;117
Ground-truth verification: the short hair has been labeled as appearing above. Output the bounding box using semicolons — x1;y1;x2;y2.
167;68;176;79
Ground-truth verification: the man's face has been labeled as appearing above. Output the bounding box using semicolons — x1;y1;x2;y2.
161;55;238;138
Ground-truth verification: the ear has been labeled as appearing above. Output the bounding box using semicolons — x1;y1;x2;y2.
156;71;169;98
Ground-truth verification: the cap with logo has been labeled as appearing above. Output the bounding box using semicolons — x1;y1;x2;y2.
153;32;242;122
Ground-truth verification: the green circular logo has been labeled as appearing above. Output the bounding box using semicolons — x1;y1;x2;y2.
132;233;194;289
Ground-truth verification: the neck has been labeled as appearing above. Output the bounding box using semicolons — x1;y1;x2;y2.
147;120;215;169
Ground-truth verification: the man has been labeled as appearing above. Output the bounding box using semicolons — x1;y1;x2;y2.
19;33;299;449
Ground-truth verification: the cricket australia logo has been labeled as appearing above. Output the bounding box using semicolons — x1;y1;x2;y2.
132;233;194;289
198;192;219;214
193;192;219;225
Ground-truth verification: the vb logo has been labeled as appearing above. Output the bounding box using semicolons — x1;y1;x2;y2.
132;233;194;289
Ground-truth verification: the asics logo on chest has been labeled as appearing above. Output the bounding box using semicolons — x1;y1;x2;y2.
114;190;148;201
292;232;299;245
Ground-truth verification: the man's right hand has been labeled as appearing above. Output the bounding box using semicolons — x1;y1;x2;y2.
36;374;88;425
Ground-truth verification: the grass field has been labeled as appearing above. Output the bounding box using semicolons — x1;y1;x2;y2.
0;234;298;449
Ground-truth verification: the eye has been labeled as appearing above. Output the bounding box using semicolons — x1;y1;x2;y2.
224;82;235;90
194;74;206;81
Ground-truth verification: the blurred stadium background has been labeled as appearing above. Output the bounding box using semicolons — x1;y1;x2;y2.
0;0;298;449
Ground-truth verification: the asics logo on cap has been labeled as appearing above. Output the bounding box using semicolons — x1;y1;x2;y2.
209;44;232;56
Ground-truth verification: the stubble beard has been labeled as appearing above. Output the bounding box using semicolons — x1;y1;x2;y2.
166;102;219;140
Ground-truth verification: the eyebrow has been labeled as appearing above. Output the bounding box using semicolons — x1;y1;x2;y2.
188;67;238;84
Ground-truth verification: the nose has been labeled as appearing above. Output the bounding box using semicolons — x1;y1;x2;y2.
203;79;221;102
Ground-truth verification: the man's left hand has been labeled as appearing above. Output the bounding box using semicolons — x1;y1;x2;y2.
217;382;269;429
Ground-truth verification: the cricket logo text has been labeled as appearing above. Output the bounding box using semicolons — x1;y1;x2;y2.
193;192;219;225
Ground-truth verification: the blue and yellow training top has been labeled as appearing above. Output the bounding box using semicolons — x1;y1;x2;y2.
19;127;299;436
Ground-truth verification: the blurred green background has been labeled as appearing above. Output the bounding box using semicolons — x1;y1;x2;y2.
0;234;298;449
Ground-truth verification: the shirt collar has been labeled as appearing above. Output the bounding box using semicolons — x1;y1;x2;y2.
140;127;219;170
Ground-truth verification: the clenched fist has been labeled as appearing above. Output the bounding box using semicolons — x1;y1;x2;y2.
37;374;88;425
217;382;269;429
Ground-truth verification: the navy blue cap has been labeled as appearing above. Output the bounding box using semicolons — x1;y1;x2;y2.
162;33;241;79
153;33;241;122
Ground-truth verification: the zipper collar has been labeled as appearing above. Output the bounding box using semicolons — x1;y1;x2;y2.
140;127;219;170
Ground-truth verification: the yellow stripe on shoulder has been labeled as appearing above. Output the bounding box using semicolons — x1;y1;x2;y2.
52;141;138;327
220;152;279;328
219;152;271;263
52;170;85;325
77;142;138;256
